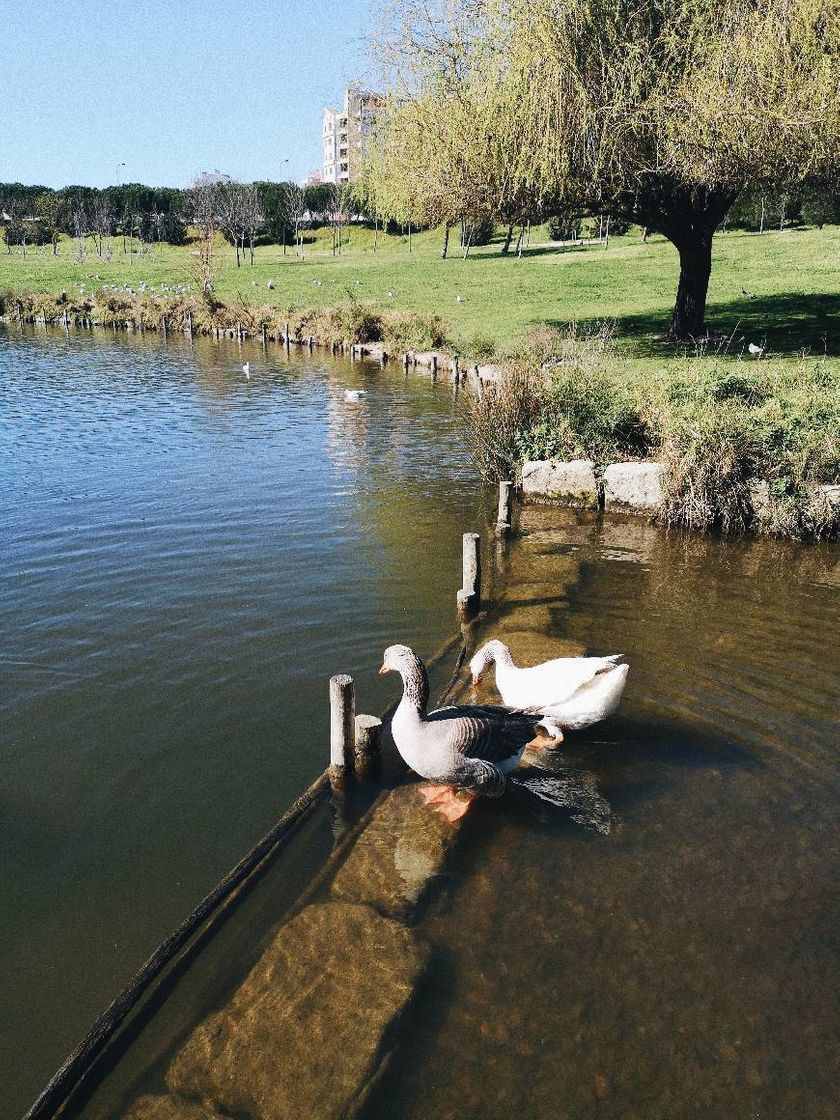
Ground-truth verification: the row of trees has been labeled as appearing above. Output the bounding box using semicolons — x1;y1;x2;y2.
367;0;838;339
0;179;375;260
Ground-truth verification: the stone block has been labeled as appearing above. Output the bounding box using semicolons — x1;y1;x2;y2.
166;902;427;1120
357;342;388;361
521;460;600;509
602;462;665;512
412;350;450;370
475;363;504;384
331;784;456;920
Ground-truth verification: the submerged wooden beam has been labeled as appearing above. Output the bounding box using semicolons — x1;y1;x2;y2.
23;771;331;1120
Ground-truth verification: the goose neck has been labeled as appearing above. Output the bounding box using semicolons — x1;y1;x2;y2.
398;653;429;716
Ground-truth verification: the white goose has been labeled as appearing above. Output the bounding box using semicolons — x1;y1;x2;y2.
380;644;555;821
469;640;628;739
344;389;367;401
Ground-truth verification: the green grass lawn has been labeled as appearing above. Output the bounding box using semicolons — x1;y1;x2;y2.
2;223;837;359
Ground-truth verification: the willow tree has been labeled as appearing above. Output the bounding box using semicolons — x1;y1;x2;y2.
373;0;838;339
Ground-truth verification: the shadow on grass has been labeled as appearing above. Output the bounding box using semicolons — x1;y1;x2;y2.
547;292;839;357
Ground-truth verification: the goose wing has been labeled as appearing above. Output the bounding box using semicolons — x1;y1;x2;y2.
427;703;540;765
512;655;625;707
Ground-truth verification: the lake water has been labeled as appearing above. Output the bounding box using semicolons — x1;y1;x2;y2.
0;326;485;1116
3;326;838;1120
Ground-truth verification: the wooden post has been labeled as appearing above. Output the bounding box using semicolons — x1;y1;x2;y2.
237;321;243;341
186;310;193;338
284;321;290;348
308;335;314;349
496;480;513;534
329;674;355;782
431;354;438;378
63;308;69;331
261;323;267;346
452;355;460;381
354;714;382;778
402;352;410;369
457;532;481;618
161;316;167;340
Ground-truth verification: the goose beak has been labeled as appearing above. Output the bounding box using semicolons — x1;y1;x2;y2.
471;673;482;687
378;663;390;675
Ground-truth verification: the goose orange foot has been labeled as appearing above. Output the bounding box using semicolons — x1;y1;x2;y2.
418;783;476;823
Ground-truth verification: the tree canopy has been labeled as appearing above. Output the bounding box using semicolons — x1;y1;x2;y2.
370;0;839;337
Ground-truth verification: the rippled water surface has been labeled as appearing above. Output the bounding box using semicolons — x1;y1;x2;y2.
4;327;839;1120
0;326;485;1115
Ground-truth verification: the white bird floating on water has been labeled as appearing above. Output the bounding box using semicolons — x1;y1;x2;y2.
344;389;367;401
747;342;764;357
242;362;251;379
469;639;628;739
380;644;560;822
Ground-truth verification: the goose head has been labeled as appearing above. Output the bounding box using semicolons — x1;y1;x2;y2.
379;644;429;710
469;639;511;686
379;643;417;676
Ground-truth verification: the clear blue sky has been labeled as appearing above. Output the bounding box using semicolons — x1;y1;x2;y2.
1;0;379;189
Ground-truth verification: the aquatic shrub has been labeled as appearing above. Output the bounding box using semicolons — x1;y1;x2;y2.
659;407;759;534
521;368;652;464
468;332;497;361
381;310;448;351
464;363;543;481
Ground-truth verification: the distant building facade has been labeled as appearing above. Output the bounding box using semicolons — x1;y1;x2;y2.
303;170;324;187
322;88;384;185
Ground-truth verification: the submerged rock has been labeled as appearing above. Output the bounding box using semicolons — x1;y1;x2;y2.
123;1095;230;1119
166;902;427;1120
331;784;457;920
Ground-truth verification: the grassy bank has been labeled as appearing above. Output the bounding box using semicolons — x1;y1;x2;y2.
467;324;839;539
1;224;837;358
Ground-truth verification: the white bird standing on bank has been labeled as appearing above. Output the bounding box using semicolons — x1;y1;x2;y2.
747;342;764;357
469;640;628;739
242;362;250;379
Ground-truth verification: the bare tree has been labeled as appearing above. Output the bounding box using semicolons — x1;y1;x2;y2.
91;196;112;257
284;184;307;258
188;181;219;297
242;184;265;265
72;205;87;262
216;181;249;266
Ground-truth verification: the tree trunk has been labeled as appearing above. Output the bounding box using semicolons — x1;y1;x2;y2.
669;230;714;340
501;223;514;254
441;223;450;259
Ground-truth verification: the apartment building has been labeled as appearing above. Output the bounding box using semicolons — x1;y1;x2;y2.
322;88;384;184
